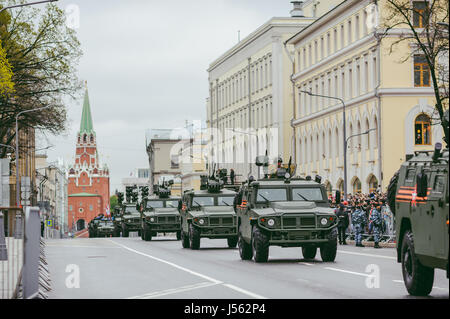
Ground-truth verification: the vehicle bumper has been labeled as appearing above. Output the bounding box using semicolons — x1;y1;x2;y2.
266;226;337;247
197;226;238;238
145;222;181;232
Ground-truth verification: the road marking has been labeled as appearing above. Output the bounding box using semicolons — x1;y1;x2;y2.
299;262;314;266
128;282;220;299
108;239;222;284
324;267;370;277
393;280;449;291
46;245;120;249
222;284;267;299
338;250;396;260
108;239;267;299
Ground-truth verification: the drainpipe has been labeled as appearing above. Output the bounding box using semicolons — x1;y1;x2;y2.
247;57;252;177
283;40;297;168
373;0;383;190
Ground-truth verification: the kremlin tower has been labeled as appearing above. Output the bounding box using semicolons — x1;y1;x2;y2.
68;85;110;231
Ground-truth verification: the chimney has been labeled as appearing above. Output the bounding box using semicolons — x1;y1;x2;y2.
290;1;304;17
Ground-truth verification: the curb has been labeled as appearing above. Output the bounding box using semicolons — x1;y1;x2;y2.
344;240;396;248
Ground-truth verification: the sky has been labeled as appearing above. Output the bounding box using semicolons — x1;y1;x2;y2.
39;0;295;194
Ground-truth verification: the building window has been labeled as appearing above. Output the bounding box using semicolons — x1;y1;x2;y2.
414;55;430;87
414;113;432;145
353;178;362;194
89;205;93;211
171;155;179;169
368;175;378;193
413;1;429;28
69;205;73;211
337;180;344;194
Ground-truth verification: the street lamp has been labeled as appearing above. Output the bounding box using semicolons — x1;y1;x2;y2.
0;0;58;14
299;90;348;200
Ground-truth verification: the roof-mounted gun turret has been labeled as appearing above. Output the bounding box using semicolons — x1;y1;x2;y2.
154;178;173;198
200;163;224;193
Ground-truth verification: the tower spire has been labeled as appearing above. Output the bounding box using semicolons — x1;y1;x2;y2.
80;84;94;134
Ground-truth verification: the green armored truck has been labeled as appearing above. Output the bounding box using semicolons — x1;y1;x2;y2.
88;218;100;238
180;175;238;249
236;156;338;263
112;206;122;237
96;219;115;237
120;203;141;237
140;181;181;241
387;142;449;296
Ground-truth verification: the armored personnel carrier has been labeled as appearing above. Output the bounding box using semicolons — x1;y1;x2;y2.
88;218;100;238
112;192;124;237
387;142;449;296
140;180;181;241
180;171;237;250
236;156;338;263
120;186;141;237
96;219;115;237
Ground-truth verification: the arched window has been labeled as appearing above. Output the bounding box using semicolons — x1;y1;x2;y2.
83;134;87;143
325;182;332;197
415;113;431;145
353;177;362;194
337;179;344;194
368;175;378;193
365;118;370;150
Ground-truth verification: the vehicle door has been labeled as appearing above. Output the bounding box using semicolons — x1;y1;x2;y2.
428;170;448;259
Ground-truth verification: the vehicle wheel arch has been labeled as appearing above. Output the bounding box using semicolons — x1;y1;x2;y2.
398;218;412;262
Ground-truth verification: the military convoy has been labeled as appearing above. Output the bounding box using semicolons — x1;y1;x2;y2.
180;172;238;249
387;142;449;296
235;156;338;263
140;181;181;241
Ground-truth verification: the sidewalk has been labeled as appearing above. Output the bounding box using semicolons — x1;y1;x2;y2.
0;238;23;299
344;239;396;248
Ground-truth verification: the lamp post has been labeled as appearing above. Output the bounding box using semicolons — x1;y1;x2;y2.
0;0;58;14
15;106;53;206
300;90;348;200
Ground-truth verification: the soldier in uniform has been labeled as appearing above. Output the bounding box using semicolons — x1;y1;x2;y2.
369;203;383;248
352;202;367;247
335;203;349;245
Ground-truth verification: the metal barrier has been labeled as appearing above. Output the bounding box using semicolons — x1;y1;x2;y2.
0;207;25;299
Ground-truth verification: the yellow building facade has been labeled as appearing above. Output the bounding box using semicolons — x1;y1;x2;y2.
287;0;443;195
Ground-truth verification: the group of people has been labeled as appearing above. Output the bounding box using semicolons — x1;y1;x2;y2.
330;191;390;249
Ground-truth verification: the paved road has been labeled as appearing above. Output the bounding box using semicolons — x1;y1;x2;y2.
46;235;449;299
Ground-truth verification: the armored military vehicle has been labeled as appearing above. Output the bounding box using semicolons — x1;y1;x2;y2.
112;206;122;237
180;172;237;249
88;219;100;238
120;203;141;237
387;142;449;296
140;180;181;241
236;156;338;263
96;219;115;237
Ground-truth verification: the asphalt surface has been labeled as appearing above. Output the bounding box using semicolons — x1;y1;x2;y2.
45;235;449;299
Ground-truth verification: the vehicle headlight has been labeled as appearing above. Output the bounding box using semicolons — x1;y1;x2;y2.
150;217;155;223
199;218;205;225
320;218;328;226
267;219;275;227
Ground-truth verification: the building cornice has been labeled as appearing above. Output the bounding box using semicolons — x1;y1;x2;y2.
292;87;435;126
208;17;315;72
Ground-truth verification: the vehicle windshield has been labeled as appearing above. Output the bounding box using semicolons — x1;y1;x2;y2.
146;201;164;208
165;200;178;208
256;188;287;203
291;187;325;201
124;206;139;214
101;220;113;226
217;196;234;206
192;196;215;207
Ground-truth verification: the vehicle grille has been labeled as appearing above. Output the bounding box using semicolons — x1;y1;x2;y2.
209;216;234;226
157;216;178;224
282;216;316;229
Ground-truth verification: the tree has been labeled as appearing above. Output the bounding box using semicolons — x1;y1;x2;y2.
381;0;449;147
110;195;118;211
0;39;14;96
0;1;82;157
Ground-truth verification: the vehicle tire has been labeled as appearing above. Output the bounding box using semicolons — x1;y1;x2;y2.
401;230;434;296
387;170;399;215
176;231;181;241
252;226;269;263
181;230;190;248
189;223;200;250
227;236;238;248
320;228;337;262
238;232;252;260
122;225;129;238
302;246;317;260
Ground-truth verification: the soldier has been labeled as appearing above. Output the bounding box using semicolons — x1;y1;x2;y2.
230;169;235;185
352;202;367;247
335;203;349;245
369;203;383;248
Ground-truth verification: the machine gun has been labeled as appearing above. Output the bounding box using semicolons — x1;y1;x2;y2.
154;178;173;198
200;163;224;193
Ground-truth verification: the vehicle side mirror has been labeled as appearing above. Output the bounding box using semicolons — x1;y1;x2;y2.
416;171;428;198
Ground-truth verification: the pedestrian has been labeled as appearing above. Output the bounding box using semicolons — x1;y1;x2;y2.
335;203;349;245
369;202;383;248
352;203;367;247
230;169;235;185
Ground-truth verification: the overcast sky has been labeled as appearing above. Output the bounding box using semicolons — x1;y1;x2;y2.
40;0;294;194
